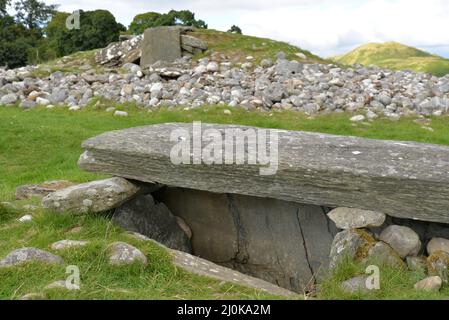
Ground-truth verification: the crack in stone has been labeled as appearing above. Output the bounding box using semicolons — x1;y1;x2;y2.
296;207;315;286
227;194;249;265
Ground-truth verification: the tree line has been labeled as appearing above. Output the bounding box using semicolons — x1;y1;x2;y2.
0;1;212;69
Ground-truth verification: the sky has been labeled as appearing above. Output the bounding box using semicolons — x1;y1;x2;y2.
45;0;449;58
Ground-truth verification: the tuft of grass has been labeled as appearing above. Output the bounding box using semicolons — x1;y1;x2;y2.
318;257;447;300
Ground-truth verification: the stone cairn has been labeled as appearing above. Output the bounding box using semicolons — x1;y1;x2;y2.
1;27;449;119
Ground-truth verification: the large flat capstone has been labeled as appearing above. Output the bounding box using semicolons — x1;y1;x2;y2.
78;123;449;224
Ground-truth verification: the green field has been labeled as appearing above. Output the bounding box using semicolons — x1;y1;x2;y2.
1;105;449;299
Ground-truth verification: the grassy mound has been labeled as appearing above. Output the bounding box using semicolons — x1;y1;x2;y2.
333;42;449;76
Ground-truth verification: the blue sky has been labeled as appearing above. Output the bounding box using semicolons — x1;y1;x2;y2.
46;0;449;58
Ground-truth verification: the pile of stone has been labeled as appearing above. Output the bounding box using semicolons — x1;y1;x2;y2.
95;26;208;68
328;207;449;294
1;33;449;117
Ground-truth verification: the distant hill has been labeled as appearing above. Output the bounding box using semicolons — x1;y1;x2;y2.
333;42;449;76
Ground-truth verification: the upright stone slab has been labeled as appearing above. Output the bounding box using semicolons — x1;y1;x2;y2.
140;27;182;67
155;187;335;292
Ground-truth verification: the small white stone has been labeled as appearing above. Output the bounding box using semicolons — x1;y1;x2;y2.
223;109;232;115
18;215;33;222
350;115;365;122
114;110;128;117
69;106;80;111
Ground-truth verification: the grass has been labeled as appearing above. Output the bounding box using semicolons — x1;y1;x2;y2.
333;42;449;76
319;257;449;300
1;104;449;299
28;50;103;78
0;204;282;300
189;29;328;65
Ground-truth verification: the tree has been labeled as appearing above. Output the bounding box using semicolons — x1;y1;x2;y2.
46;10;121;57
128;11;161;34
0;14;39;68
14;0;57;30
228;25;242;34
0;0;10;17
128;10;207;35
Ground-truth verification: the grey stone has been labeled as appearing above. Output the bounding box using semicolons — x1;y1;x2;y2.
427;237;449;255
260;59;274;68
51;240;88;250
16;180;74;200
0;248;64;267
108;242;147;266
365;241;405;268
140;27;182;67
414;276;442;292
155;187;335;293
262;83;286;102
19;100;36;109
427;251;449;283
95;35;142;67
1;93;17;105
329;229;374;269
78;123;449;224
134;236;297;297
406;256;427;273
275;60;302;76
341;276;370;294
49;89;68;104
113;194;192;253
379;225;421;258
328;207;386;229
181;35;207;51
42;177;140;214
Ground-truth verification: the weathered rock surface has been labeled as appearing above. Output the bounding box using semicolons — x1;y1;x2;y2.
50;240;89;250
427;251;449;283
113;194;192;253
79;123;449;224
15;180;74;200
41;177;140;214
414;276;442;292
379;225;421;258
131;233;297;297
329;229;375;269
155;187;335;293
328;207;386;229
0;248;64;267
406;256;427;273
95;36;142;67
340;276;370;294
108;242;148;266
365;241;405;268
140;27;183;67
427;237;449;255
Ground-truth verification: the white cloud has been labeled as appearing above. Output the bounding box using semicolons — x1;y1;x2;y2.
47;0;449;58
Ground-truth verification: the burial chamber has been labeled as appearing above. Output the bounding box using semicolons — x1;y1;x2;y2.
78;122;449;292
